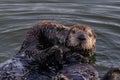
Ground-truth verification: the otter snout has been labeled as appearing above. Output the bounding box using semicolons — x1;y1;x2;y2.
78;34;86;41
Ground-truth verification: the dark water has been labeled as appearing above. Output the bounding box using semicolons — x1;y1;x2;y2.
0;0;120;77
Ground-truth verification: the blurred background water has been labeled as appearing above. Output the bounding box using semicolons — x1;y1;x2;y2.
0;0;120;77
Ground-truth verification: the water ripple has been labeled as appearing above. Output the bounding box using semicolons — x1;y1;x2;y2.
0;0;120;76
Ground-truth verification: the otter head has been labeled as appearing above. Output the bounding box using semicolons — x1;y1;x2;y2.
66;25;96;56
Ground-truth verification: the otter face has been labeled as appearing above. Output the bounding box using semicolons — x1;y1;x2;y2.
67;25;96;52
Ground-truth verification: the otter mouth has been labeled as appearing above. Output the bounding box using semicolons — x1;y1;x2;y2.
70;40;95;57
74;41;87;50
68;41;88;50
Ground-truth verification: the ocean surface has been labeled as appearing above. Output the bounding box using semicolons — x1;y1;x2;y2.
0;0;120;77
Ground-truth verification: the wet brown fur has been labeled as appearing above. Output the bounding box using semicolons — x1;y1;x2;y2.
17;21;97;73
19;21;96;60
17;21;96;72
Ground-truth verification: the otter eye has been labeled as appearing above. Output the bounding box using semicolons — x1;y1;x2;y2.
88;33;92;37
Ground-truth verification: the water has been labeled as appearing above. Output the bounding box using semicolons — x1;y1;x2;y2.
0;0;120;77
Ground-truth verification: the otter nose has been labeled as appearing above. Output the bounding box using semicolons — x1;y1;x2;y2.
78;35;86;40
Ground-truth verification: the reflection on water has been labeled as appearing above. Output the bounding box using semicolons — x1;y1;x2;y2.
0;0;120;77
